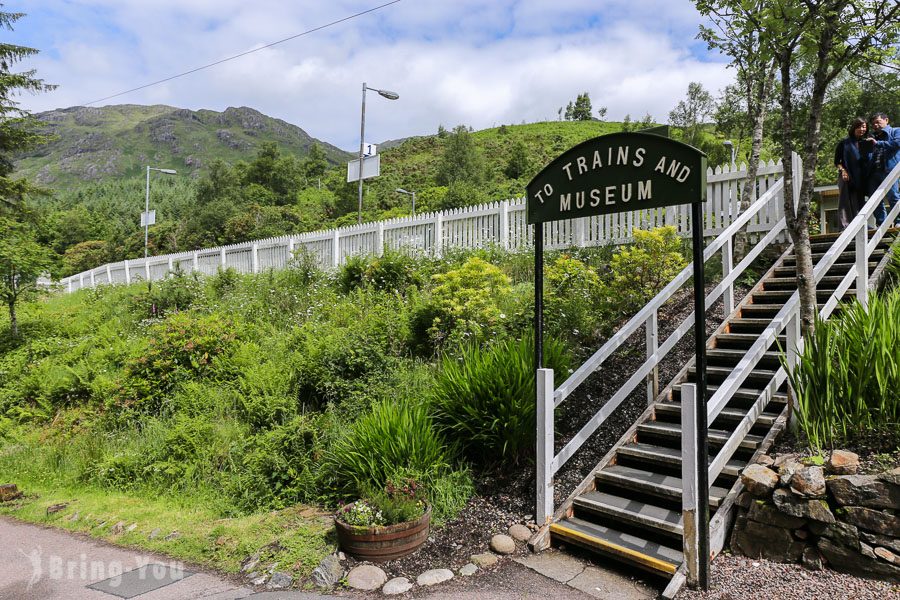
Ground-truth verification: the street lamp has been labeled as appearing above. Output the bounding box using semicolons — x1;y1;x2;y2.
358;82;399;223
144;166;177;260
723;140;736;169
395;188;416;217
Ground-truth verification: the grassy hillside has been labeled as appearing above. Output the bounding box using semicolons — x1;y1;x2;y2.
16;104;351;188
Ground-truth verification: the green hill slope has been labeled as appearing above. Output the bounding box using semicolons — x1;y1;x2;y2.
15;104;352;188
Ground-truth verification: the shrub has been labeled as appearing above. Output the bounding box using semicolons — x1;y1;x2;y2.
544;254;604;345
147;268;203;315
603;226;686;314
430;336;571;464
785;290;900;450
208;267;241;299
337;250;422;294
415;257;512;351
325;397;452;500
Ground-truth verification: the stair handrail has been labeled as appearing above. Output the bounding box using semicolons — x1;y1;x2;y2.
703;160;900;487
536;172;789;523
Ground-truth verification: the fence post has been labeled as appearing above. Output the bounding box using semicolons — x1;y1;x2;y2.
575;217;586;248
106;264;112;284
252;243;259;273
377;222;385;257
79;273;84;289
646;311;659;405
855;225;868;308
681;382;700;588
192;251;199;272
434;214;444;258
332;229;340;268
220;248;226;267
499;200;510;250
167;256;174;274
67;279;72;293
145;260;151;281
536;368;555;524
124;260;131;284
90;270;95;288
723;237;734;314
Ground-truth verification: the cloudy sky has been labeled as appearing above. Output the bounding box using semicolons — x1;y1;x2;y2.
9;0;734;151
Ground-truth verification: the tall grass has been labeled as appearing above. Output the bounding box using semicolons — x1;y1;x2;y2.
785;288;900;449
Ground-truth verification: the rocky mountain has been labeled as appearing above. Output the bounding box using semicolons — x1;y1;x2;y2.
15;104;352;188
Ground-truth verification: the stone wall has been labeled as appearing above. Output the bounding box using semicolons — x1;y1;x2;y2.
731;451;900;582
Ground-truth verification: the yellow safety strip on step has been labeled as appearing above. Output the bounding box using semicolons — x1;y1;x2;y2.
550;523;677;575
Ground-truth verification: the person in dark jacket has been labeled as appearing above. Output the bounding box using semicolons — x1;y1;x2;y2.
834;117;870;229
867;112;900;226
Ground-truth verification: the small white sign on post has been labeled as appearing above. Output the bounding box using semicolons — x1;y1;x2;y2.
140;210;156;227
346;154;381;183
364;143;377;156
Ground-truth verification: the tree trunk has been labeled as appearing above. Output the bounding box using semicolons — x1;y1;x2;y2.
778;57;817;336
734;63;777;262
7;299;17;339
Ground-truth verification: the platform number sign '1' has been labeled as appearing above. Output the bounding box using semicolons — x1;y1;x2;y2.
528;131;712;591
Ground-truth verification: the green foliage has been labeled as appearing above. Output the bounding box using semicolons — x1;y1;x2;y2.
0;217;53;338
544;254;604;345
144;267;203;315
604;226;686;314
337;250;422;294
504;139;531;179
417;257;512;351
436;125;483;186
564;92;594;121
668;82;715;147
785;289;900;450
431;336;572;464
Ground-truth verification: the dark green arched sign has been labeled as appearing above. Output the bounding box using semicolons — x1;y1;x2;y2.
526;132;707;224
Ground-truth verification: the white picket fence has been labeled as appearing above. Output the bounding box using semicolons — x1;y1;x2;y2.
59;160;784;292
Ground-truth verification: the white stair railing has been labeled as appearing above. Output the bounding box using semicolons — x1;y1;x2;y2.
536;156;795;524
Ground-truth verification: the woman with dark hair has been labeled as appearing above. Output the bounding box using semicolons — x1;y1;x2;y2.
833;117;870;229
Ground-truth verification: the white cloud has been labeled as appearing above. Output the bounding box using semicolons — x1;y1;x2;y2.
9;0;733;150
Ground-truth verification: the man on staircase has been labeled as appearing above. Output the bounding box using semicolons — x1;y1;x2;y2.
867;112;900;226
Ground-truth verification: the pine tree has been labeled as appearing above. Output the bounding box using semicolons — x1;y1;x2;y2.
0;8;55;212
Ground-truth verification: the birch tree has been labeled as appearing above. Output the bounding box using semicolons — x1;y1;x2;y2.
694;0;900;334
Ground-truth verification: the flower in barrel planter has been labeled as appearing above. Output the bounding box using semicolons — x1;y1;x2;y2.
335;478;431;562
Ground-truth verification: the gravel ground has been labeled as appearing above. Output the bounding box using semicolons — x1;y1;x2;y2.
679;554;900;600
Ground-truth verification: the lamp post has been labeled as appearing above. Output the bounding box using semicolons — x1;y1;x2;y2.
144;166;177;260
395;188;416;217
358;82;399;223
723;140;736;169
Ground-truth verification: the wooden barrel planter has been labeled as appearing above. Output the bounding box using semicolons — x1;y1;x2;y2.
335;505;431;562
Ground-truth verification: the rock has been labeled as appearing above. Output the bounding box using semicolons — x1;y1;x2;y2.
794;529;808;540
818;537;900;582
67;512;80;522
790;466;826;498
808;521;861;551
747;500;807;529
0;484;22;502
778;458;804;487
267;572;292;589
459;563;477;576
508;524;532;542
801;546;823;571
841;506;900;537
774;453;801;467
110;521;125;535
860;542;877;559
732;519;806;562
875;547;899;565
383;577;413;595
148;528;161;540
490;534;516;554
46;503;68;515
736;492;754;510
346;565;387;591
828;475;900;509
756;454;775;467
827;450;860;475
310;554;342;588
880;467;900;486
772;489;835;524
164;531;181;541
471;552;499;568
416;568;453;586
250;574;268;586
740;464;779;498
125;523;137;532
860;532;900;554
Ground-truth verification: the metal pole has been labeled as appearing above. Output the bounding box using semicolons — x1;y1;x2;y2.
533;221;544;522
358;82;367;224
144;165;150;260
690;201;709;590
411;191;416;217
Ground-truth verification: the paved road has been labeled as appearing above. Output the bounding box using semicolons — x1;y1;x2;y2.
0;517;653;600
